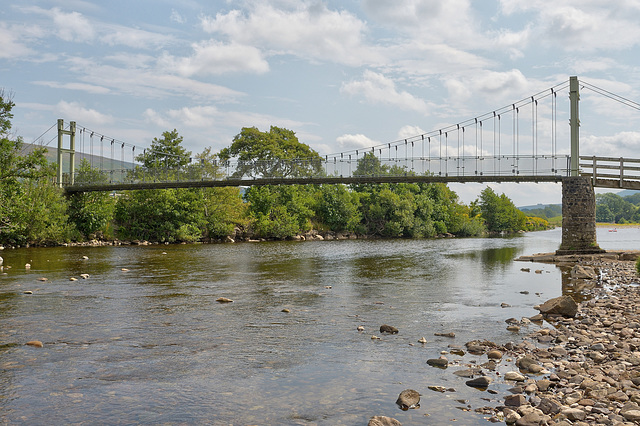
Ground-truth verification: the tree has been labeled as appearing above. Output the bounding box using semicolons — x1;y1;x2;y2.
353;152;389;177
0;89;70;245
67;159;116;239
135;129;191;170
477;187;525;233
219;126;323;178
316;184;361;232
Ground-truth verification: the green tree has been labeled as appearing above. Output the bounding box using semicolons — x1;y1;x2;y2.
477;187;525;233
316;184;361;232
244;185;316;238
114;188;203;243
596;193;637;223
0;89;70;245
135;129;191;170
67;159;116;239
219;126;323;178
202;187;249;239
353;152;389;177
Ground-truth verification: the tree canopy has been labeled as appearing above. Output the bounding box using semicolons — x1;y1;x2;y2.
219;126;323;177
135;129;191;170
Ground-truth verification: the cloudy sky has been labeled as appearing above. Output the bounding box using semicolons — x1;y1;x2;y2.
2;0;640;205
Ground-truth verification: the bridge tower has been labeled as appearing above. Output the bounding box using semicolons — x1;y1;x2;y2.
56;119;76;187
557;77;604;254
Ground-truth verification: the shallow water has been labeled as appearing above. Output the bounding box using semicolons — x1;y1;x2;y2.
0;228;636;424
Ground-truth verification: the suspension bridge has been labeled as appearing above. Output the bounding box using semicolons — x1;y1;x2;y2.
27;76;640;252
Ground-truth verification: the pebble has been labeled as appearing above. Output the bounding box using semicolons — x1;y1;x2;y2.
23;290;33;295
25;340;43;348
216;297;233;303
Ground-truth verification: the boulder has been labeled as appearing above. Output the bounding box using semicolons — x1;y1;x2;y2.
395;389;420;410
504;371;526;381
380;324;398;334
427;357;448;368
535;295;578;318
571;264;597;279
465;376;492;388
504;394;527;407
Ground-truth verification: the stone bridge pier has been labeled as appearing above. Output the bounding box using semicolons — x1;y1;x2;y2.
556;176;605;255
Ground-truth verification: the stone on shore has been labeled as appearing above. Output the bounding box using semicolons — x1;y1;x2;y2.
535;295;578;317
465;376;492;388
570;264;597;279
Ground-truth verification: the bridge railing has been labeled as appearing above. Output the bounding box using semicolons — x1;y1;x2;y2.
67;154;570;188
579;156;640;190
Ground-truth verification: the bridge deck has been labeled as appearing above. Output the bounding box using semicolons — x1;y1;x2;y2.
63;174;565;193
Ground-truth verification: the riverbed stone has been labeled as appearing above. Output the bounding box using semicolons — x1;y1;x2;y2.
368;416;402;426
504;371;526;381
380;324;398;334
504;394;527;407
536;295;578;317
216;297;233;303
466;376;492;388
395;389;420;410
427;356;448;368
26;340;43;348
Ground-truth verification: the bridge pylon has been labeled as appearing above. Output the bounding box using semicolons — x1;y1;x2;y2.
569;76;580;177
57;119;76;187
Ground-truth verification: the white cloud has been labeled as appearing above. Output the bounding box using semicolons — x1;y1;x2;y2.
100;25;174;49
581;131;640;158
170;9;186;24
341;70;430;114
498;0;640;51
200;2;382;66
66;56;246;101
161;40;269;76
336;134;379;151
0;23;36;58
50;7;95;42
362;0;483;48
21;100;114;125
33;81;110;94
397;125;427;140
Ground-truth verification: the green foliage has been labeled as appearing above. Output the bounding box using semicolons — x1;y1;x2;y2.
596;193;639;223
636;257;640;276
219;126;323;177
202;187;249;239
135;129;192;170
316;185;361;232
353;152;389;176
244;185;316;238
624;192;640;206
67;160;116;239
114;188;203;243
478;187;526;233
523;204;562;220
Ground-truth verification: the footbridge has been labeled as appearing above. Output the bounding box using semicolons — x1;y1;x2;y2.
37;76;640;253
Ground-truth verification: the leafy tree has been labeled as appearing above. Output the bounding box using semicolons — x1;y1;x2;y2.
316;184;362;232
0;89;70;245
596;193;638;223
219;126;323;178
202;187;249;239
114;188;203;243
353;152;389;176
477;187;525;233
135;129;191;170
244;185;316;238
67;159;116;239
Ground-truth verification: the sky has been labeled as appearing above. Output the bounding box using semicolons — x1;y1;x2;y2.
2;0;640;206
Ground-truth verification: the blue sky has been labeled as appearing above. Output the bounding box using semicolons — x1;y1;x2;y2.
2;0;640;205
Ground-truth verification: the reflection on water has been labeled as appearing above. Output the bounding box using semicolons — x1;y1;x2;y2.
0;228;635;424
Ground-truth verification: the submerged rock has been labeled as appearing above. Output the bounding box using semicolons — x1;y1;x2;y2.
26;340;43;348
465;376;492;388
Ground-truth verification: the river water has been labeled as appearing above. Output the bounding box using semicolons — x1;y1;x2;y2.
0;228;637;425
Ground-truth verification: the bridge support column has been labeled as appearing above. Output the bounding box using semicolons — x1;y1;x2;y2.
556;176;604;255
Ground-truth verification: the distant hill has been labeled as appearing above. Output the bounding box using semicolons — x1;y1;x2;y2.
21;142;136;172
518;203;562;220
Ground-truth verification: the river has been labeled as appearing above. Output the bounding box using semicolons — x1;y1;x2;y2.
0;228;637;425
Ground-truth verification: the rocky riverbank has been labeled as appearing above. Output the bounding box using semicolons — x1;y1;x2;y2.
371;251;640;426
